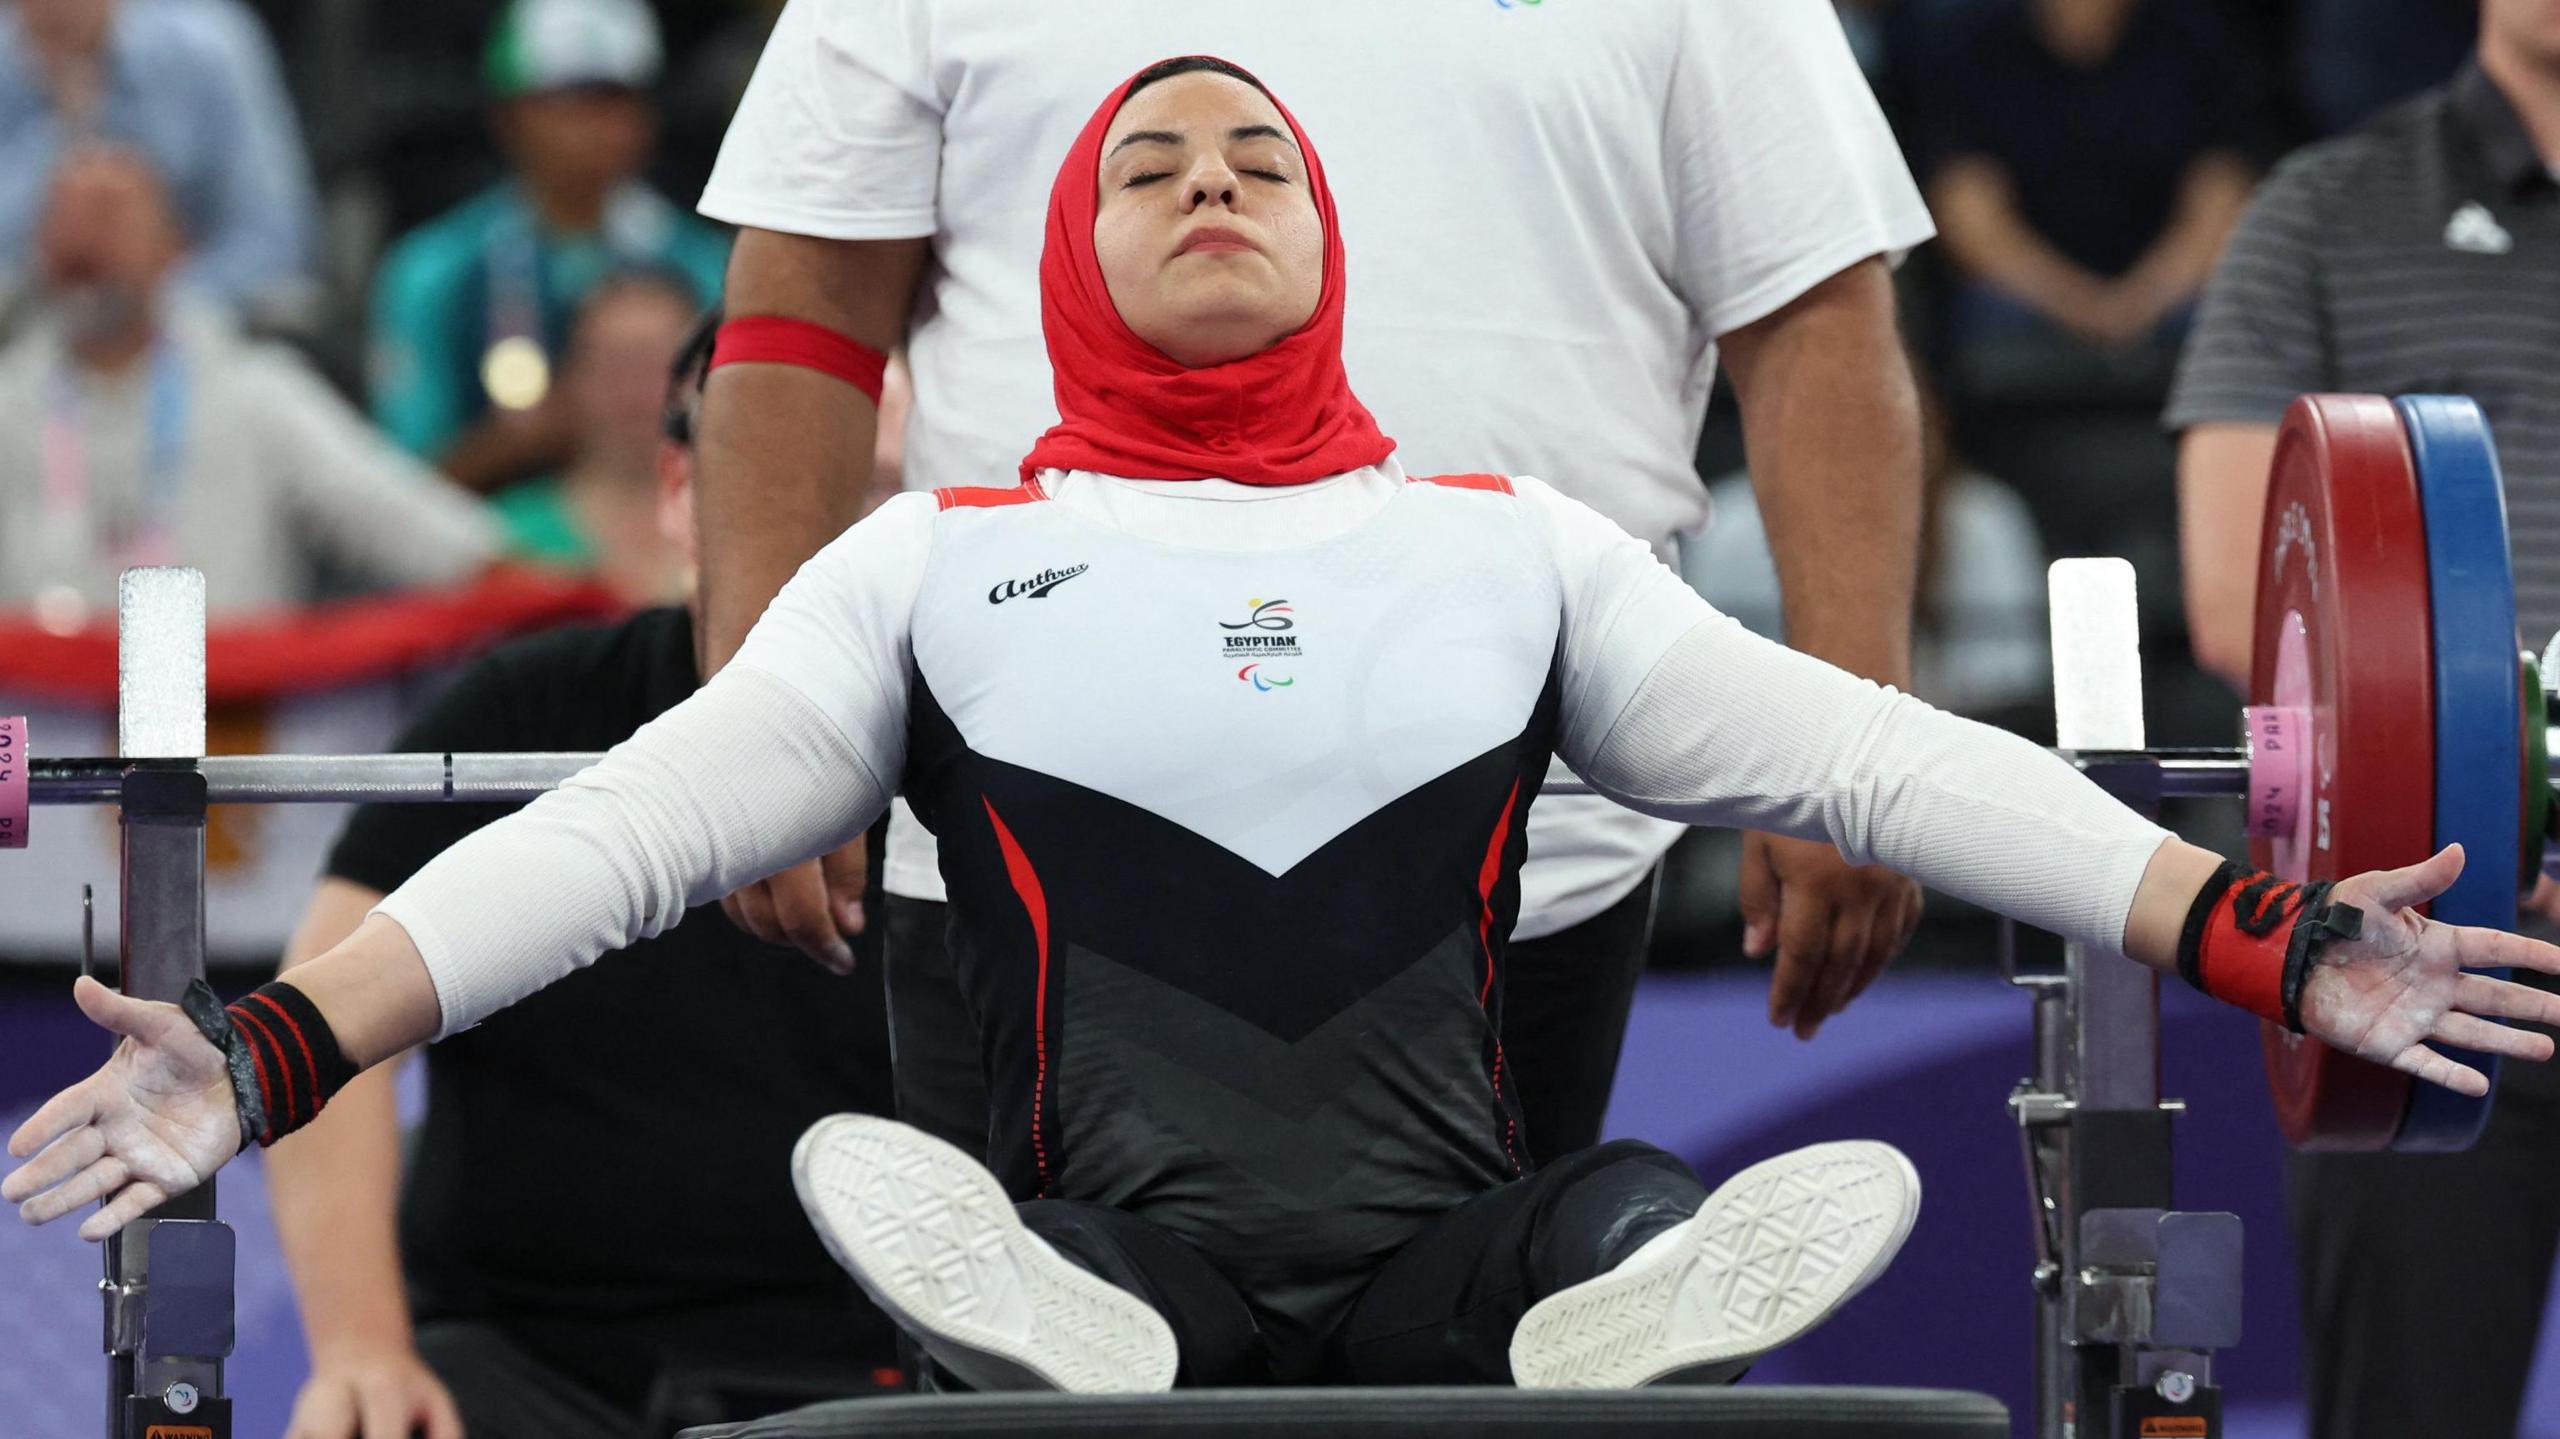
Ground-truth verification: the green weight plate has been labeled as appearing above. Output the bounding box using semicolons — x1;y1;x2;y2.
2528;650;2549;893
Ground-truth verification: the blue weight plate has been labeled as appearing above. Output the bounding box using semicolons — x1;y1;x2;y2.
2397;393;2517;1151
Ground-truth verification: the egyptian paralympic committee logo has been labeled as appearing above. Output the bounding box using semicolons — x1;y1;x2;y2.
1219;597;1301;689
1219;598;1294;631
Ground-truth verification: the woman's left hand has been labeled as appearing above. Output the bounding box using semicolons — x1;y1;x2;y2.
2300;845;2560;1096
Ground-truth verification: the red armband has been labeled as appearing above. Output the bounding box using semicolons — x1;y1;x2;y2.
2175;861;2364;1032
710;316;887;403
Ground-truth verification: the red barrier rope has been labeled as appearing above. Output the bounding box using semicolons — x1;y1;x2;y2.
0;566;627;707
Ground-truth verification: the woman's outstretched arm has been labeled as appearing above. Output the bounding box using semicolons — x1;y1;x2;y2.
6;496;934;1235
1534;475;2560;1093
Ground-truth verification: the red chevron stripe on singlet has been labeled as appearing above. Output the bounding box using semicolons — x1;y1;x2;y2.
1408;472;1514;495
936;476;1052;511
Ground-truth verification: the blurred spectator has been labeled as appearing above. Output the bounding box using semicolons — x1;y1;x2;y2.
1686;380;2049;725
0;0;319;313
1907;0;2263;372
368;0;726;532
530;268;699;602
358;0;760;239
0;145;498;623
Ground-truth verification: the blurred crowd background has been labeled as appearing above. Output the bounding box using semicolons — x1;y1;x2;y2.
0;0;2488;960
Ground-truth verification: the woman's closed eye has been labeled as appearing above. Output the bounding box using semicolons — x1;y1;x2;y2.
1118;165;1292;190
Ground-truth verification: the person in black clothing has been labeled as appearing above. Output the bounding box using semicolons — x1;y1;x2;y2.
263;308;902;1439
1903;0;2269;359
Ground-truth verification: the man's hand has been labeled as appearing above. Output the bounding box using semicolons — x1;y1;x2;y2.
2303;845;2560;1095
5;977;239;1239
286;1346;464;1439
721;836;869;973
2052;281;2172;350
1742;832;1924;1040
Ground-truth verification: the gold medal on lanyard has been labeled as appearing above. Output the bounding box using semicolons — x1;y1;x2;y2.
482;210;551;412
481;335;551;412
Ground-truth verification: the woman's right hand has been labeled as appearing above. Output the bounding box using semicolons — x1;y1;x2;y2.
3;976;240;1240
286;1346;465;1439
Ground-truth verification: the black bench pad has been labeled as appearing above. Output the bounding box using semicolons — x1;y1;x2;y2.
681;1385;2009;1439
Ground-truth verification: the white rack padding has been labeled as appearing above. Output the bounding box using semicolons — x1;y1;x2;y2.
2048;558;2145;752
117;567;206;759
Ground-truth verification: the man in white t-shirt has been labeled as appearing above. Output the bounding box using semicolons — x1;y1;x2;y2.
692;0;1936;1166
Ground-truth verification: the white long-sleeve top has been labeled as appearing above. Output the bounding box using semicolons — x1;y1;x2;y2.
380;461;2169;1037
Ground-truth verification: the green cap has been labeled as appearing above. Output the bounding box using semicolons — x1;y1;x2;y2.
484;0;662;99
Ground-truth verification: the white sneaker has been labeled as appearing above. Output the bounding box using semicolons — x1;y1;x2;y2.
790;1114;1179;1393
1509;1139;1921;1389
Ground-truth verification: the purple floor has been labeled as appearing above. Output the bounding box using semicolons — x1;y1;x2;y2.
6;969;2560;1436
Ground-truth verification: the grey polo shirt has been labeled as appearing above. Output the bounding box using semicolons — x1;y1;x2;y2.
2166;61;2560;642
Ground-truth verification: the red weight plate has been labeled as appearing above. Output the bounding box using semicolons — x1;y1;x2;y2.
2249;395;2434;1151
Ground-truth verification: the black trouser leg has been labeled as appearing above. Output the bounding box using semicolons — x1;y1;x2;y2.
414;1321;631;1439
1330;1139;1706;1385
1017;1199;1271;1386
2287;1022;2560;1439
882;894;992;1155
1499;873;1658;1165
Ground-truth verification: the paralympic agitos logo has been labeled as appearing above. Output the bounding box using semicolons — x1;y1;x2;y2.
987;564;1089;604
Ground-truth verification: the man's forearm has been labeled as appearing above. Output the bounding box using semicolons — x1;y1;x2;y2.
2177;423;2281;689
1928;161;2109;326
1721;258;1923;688
267;1064;415;1360
265;881;415;1360
699;365;879;671
697;230;930;672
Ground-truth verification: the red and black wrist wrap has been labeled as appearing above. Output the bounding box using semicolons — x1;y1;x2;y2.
2174;860;2366;1032
179;979;355;1150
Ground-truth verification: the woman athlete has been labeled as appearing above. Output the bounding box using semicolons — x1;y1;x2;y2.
13;58;2560;1394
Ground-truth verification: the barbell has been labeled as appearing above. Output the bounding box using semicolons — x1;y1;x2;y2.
0;394;2546;1153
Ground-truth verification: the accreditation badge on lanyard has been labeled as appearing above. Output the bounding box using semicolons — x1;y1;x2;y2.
481;214;551;413
37;343;186;593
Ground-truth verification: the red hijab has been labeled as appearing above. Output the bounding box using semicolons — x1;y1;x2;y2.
1019;58;1393;487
